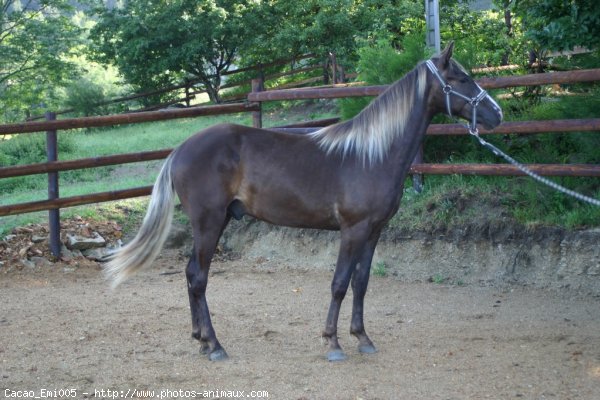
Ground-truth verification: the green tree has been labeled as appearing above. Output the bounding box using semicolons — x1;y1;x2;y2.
440;1;515;69
510;0;600;52
239;0;424;70
0;0;81;121
90;0;259;103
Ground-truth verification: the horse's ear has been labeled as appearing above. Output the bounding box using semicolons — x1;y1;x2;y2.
440;41;454;69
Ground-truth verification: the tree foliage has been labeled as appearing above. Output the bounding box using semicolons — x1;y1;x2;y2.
241;0;424;66
440;2;515;69
90;0;259;103
2;0;599;118
0;0;81;121
89;0;425;102
509;0;600;52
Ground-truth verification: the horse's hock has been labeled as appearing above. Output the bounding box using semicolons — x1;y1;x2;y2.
216;219;600;295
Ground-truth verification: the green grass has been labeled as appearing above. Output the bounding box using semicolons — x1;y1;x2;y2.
430;274;446;284
391;171;600;233
372;261;388;277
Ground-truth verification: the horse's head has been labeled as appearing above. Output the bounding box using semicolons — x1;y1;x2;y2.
427;42;503;131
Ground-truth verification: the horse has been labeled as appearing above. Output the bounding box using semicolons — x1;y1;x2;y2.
105;43;503;362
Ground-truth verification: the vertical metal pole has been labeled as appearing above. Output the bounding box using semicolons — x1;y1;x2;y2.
413;0;441;193
45;112;61;258
425;0;441;53
251;78;263;128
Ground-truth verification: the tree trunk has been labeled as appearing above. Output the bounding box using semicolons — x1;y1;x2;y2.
501;7;513;65
204;83;221;104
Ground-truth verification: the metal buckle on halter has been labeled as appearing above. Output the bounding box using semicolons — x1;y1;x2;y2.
471;89;487;106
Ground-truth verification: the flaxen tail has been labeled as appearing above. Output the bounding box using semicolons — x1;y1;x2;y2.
104;152;177;288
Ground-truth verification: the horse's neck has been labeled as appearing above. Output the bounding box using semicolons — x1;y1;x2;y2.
384;84;434;176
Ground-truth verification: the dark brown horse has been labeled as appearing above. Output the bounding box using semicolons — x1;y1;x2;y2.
105;43;502;362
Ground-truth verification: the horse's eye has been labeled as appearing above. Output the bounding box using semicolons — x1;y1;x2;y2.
450;75;468;83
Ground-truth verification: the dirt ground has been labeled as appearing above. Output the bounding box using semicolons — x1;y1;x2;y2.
1;248;600;400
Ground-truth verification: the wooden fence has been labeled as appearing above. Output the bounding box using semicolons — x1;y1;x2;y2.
1;67;599;256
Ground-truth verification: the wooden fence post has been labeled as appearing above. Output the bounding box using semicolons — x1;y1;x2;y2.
329;52;338;84
251;78;263;128
184;81;192;107
45;112;61;257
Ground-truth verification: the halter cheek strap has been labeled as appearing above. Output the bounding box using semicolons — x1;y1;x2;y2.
425;59;488;135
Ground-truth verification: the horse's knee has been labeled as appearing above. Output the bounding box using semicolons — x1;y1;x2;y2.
331;280;348;301
186;265;207;296
351;278;368;298
188;275;207;295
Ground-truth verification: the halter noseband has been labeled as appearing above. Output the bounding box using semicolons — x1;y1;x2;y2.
425;59;488;135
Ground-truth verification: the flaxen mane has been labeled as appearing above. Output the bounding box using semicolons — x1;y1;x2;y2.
310;63;427;165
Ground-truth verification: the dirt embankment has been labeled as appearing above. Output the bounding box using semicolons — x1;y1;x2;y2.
221;218;600;295
2;211;599;296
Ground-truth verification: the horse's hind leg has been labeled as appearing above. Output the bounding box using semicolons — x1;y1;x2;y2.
186;213;230;361
186;250;209;354
350;231;381;355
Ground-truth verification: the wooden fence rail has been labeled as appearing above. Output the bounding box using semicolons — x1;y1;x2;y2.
0;187;153;217
272;118;600;136
0;149;172;179
410;164;600;177
1;103;259;135
248;68;600;101
1;67;599;256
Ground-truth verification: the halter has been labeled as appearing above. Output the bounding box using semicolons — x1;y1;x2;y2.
425;59;488;135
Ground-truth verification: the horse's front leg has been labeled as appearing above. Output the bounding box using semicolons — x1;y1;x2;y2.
350;231;381;354
322;222;372;361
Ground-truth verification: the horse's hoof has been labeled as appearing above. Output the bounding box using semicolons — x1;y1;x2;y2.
208;348;229;361
358;344;378;354
327;349;347;362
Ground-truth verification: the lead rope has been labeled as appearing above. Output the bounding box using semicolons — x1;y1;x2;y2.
468;129;600;207
425;59;600;207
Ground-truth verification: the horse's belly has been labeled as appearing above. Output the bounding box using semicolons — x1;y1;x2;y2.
235;190;340;230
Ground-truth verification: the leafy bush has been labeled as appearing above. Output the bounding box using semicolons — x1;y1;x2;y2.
339;33;431;120
63;78;109;117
